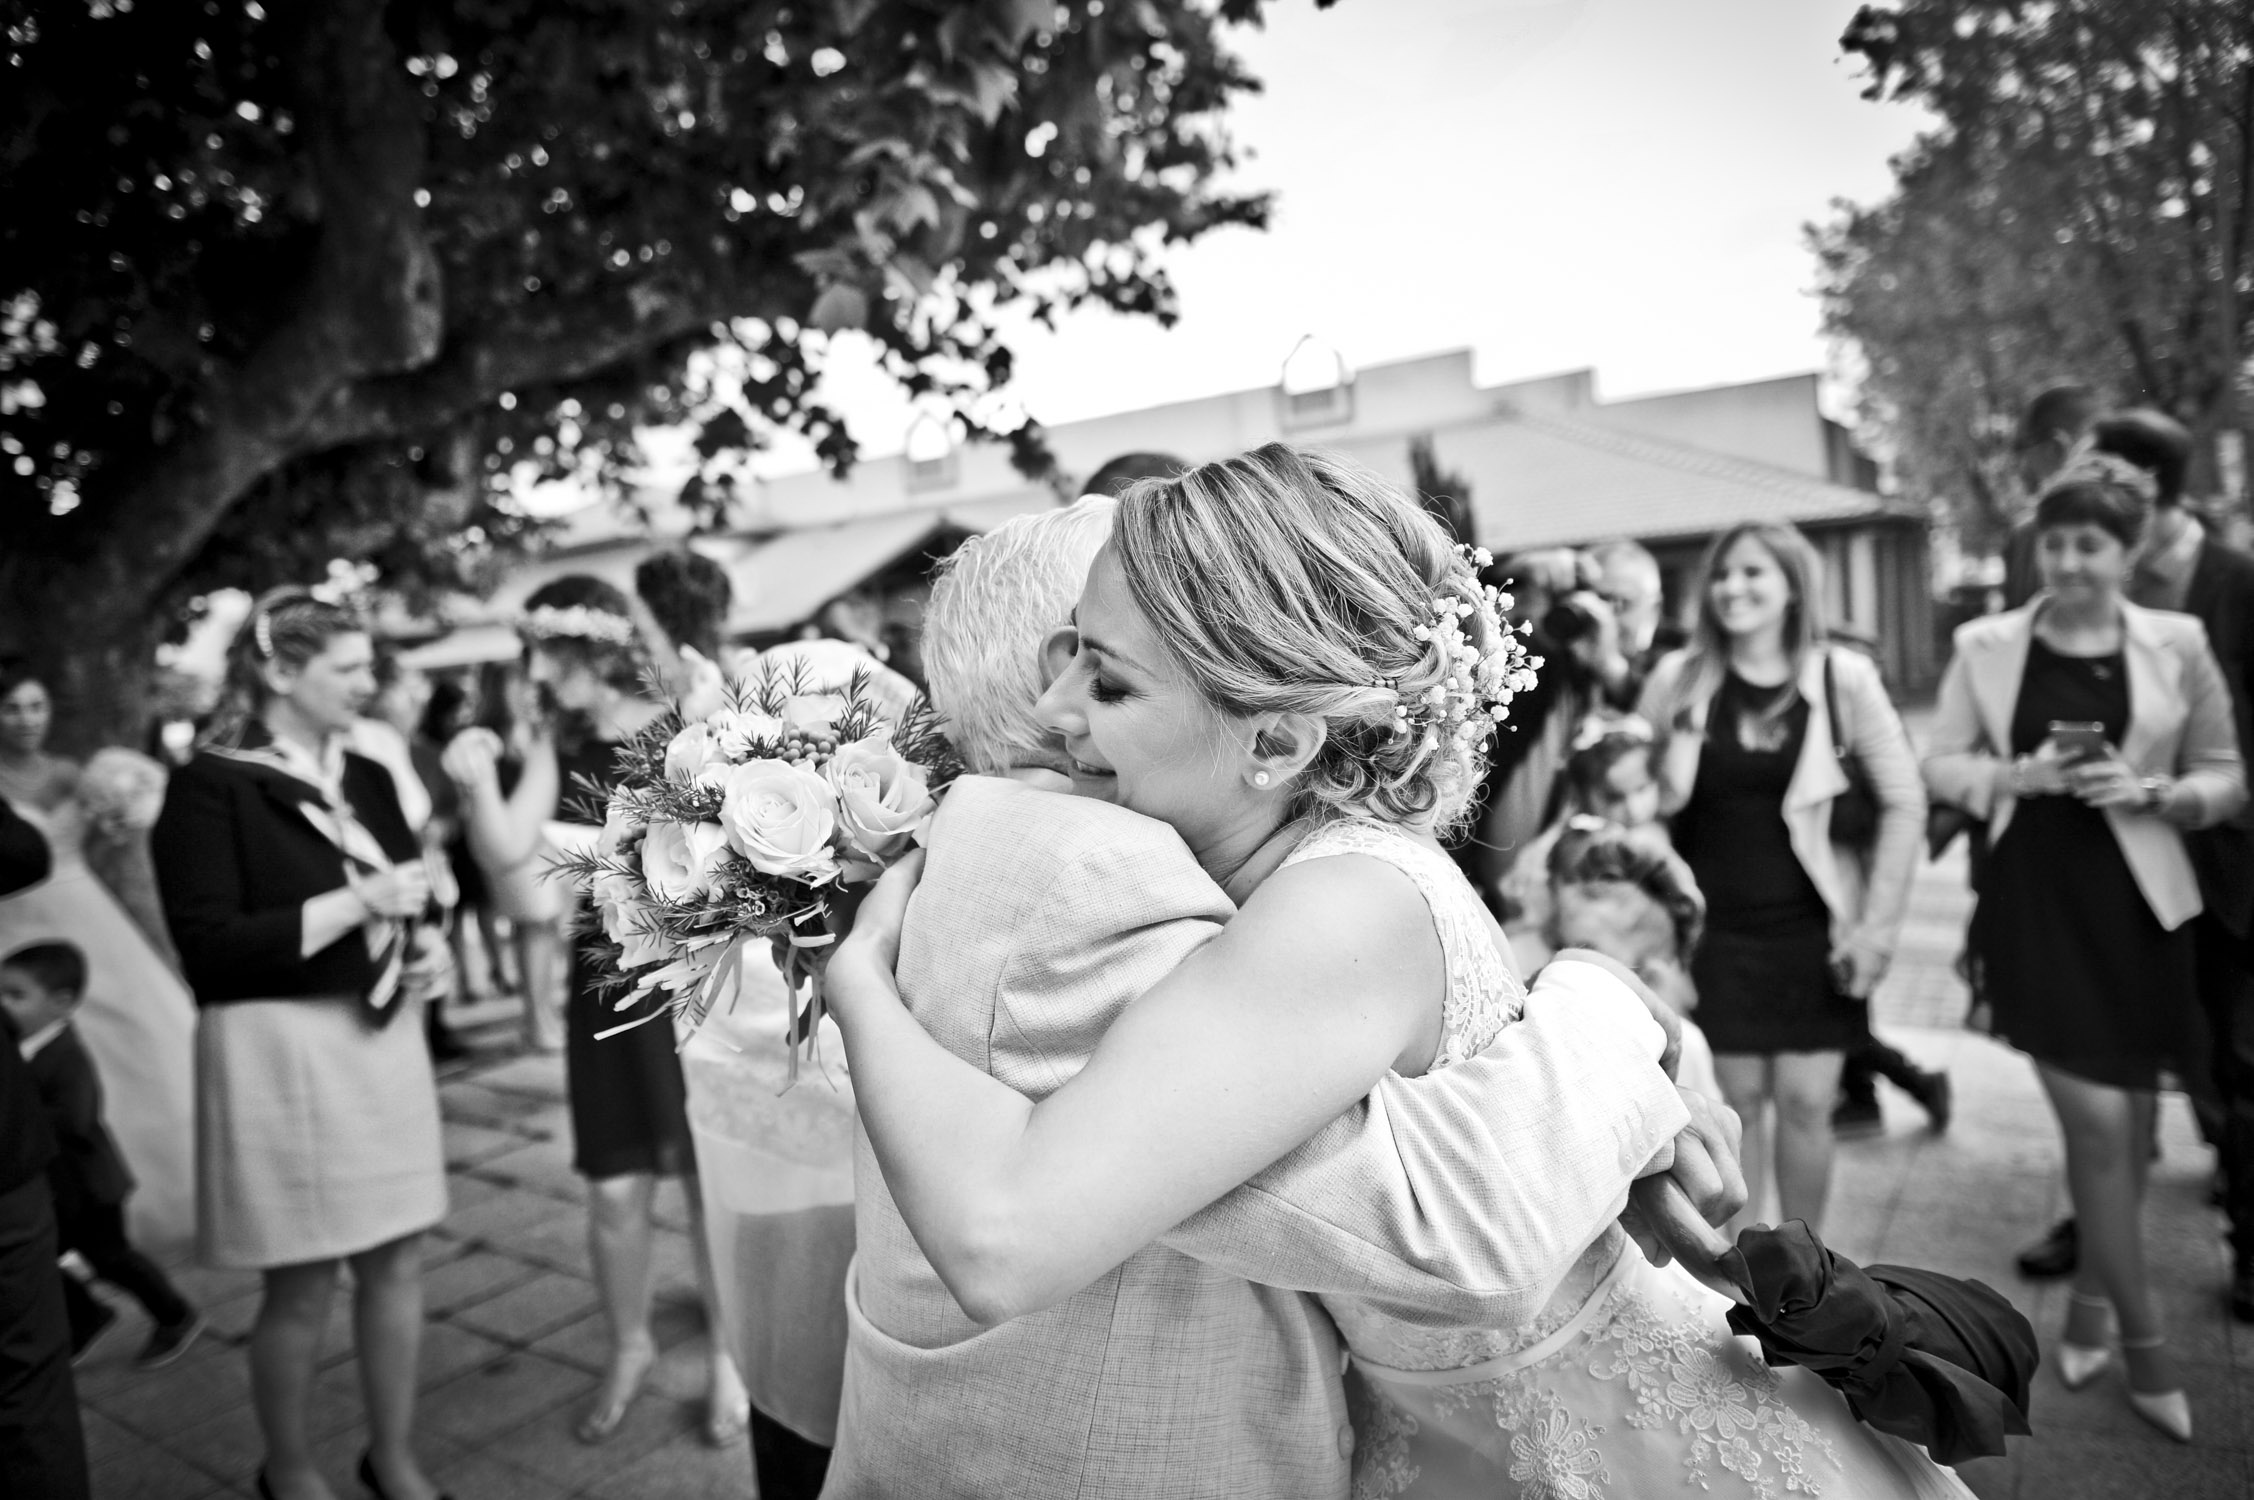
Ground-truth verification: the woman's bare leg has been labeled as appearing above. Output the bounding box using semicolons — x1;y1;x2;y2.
348;1232;438;1500
579;1172;659;1439
249;1260;341;1500
1714;1053;1773;1236
2040;1064;2177;1392
1772;1049;1847;1233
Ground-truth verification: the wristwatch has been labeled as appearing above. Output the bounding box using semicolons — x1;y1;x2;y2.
2138;774;2175;813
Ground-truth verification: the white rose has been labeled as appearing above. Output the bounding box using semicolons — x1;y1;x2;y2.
592;868;669;968
598;797;641;856
664;723;726;784
825;731;936;866
717;758;841;883
640;819;733;903
711;708;788;760
784;694;847;738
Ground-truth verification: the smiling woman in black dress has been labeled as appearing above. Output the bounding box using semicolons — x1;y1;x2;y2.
1925;462;2245;1443
444;575;747;1448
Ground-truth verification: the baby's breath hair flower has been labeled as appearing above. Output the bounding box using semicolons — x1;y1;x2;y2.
522;604;639;647
1384;542;1540;752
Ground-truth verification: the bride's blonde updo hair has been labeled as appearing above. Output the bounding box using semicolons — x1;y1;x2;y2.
1111;443;1511;830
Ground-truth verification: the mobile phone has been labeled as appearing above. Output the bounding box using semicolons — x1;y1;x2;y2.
2046;720;2109;765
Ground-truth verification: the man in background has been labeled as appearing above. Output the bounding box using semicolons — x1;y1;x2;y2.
2002;382;2103;609
2103;410;2254;1322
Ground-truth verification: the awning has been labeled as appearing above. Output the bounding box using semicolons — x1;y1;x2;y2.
394;623;523;671
726;498;1052;634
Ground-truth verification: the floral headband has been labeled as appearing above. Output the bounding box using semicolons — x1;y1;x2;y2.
521;605;639;647
1385;544;1543;754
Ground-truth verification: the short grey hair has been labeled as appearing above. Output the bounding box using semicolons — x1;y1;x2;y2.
924;497;1118;774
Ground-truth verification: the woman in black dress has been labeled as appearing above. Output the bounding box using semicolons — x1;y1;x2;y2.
1926;464;2244;1442
1639;523;1925;1238
444;575;747;1447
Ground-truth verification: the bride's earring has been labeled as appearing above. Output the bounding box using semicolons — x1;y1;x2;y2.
1252;771;1272;788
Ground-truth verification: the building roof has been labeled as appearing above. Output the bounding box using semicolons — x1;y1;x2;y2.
1343;407;1915;554
724;496;1051;634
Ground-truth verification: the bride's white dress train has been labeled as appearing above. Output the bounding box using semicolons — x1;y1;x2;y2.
0;795;199;1249
1282;821;1975;1500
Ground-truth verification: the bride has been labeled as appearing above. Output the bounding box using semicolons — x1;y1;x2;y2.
824;446;1975;1499
0;663;198;1250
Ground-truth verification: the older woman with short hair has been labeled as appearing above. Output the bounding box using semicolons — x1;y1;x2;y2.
1926;457;2245;1443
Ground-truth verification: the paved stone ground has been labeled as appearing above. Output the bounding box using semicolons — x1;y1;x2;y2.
74;804;2254;1498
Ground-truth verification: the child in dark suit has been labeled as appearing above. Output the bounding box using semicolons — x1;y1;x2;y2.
0;942;203;1368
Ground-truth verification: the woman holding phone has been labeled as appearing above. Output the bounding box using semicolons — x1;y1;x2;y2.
1925;455;2246;1443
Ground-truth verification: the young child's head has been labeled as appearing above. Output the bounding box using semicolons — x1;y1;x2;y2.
1562;714;1660;830
0;942;87;1038
1545;821;1705;976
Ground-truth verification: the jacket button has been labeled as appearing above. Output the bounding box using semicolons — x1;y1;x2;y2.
1337;1423;1356;1459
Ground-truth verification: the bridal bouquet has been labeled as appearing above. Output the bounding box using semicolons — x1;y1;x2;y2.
77;747;170;841
556;657;959;1077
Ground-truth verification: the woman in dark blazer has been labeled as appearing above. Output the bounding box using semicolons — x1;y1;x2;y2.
1925;460;2246;1444
152;588;450;1500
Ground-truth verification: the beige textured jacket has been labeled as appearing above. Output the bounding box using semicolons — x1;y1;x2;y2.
824;778;1688;1500
1923;599;2247;931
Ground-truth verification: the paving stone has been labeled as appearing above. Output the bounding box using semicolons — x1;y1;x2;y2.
88;1341;252;1439
2003;1433;2251;1499
423;1350;598;1447
421;1318;519;1386
421;1247;547;1317
444;1182;581;1243
88;1426;230;1500
446;1119;532;1170
451;1270;601;1345
579;1430;755;1499
475;1053;571;1102
527;1311;611;1375
469;1141;588;1201
426;1451;579;1500
476;1388;693;1489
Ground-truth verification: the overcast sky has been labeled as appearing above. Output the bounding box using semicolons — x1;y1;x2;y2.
753;0;1942;471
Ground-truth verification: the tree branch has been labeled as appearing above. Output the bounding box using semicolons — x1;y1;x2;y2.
67;0;439;599
295;279;745;455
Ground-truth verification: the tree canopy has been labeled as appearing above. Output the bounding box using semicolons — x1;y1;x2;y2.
0;0;1315;746
1811;0;2254;547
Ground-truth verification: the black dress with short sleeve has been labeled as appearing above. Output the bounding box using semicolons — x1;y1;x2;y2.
1971;639;2196;1088
561;736;695;1180
1673;672;1865;1054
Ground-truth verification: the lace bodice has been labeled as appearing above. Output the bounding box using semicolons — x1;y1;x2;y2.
1280;819;1525;1069
1282;818;1625;1376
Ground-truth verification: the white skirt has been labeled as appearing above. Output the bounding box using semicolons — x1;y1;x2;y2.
196;996;447;1268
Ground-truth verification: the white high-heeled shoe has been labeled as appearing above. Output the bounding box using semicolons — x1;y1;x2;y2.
2122;1336;2192;1443
2057;1292;2115;1391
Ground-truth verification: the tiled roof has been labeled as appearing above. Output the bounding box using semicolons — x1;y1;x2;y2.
1339;407;1916;553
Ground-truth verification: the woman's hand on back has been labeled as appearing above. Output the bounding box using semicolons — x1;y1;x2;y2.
827;850;925;1028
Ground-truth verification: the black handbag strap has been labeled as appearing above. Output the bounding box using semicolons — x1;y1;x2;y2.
1823;649;1848;764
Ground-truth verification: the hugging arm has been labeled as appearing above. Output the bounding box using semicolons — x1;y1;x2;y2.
1159;954;1693;1328
829;848;1448;1326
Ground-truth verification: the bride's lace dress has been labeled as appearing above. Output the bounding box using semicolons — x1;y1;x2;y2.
1281;820;1974;1500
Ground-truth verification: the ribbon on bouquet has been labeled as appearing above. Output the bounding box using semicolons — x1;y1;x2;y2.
779;914;837;1091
